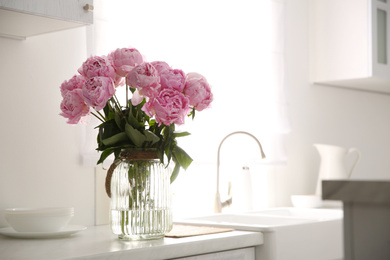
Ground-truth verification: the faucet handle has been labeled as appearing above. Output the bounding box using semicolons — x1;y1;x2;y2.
221;197;232;208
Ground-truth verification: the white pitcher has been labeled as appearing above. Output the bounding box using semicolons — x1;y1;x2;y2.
314;144;361;196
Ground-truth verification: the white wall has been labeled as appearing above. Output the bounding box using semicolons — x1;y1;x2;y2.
274;0;390;206
0;27;95;227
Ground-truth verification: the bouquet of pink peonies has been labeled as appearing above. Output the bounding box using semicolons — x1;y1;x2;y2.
60;47;213;182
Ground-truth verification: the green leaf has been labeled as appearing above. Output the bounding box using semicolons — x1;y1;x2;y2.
125;123;146;147
173;146;193;170
114;149;121;161
103;103;110;119
101;132;128;147
98;119;122;142
149;119;156;128
97;149;115;164
128;110;142;130
173;131;191;138
157;147;165;164
170;162;181;183
114;112;123;130
188;107;195;120
144;130;160;145
163;124;175;162
103;102;115;120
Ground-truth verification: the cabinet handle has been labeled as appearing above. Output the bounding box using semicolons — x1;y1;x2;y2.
83;4;94;12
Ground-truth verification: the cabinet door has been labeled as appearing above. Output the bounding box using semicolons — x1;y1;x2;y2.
172;247;255;260
310;0;390;93
0;0;93;40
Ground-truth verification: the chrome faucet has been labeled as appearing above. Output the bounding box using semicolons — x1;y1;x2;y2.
214;131;266;213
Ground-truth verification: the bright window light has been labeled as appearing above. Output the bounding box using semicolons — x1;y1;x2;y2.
90;0;287;216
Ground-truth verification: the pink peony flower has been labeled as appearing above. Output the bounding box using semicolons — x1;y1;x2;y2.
82;77;115;111
131;90;144;106
60;75;85;97
143;88;190;126
126;62;161;98
151;61;171;74
108;48;143;77
184;73;213;111
160;68;186;92
60;89;90;124
115;76;125;87
78;55;122;86
142;100;155;117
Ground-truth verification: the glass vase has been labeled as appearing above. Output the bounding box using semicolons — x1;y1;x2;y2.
107;150;172;240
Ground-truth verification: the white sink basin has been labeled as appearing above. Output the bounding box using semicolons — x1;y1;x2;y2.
251;207;343;220
175;208;342;232
174;208;343;260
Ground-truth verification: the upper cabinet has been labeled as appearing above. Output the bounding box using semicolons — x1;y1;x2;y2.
310;0;390;94
0;0;93;40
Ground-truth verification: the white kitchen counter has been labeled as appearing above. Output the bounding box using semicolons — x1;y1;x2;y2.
0;225;263;260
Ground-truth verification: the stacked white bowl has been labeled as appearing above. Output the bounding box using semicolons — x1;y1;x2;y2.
5;207;74;232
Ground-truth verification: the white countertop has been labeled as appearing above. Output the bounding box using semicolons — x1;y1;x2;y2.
0;225;264;260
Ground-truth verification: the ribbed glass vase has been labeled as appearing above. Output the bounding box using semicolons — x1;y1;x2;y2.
108;150;172;240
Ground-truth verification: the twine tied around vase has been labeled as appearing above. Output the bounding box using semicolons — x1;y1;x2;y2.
105;150;159;198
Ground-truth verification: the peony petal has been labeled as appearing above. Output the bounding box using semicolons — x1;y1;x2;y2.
131;90;144;106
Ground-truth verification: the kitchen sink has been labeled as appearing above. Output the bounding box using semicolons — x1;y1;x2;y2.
174;207;343;260
174;207;341;232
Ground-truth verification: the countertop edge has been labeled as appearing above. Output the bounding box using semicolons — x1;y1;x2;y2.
0;225;264;260
90;231;264;260
323;180;390;204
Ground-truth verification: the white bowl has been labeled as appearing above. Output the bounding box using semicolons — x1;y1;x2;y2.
5;207;74;232
291;195;323;208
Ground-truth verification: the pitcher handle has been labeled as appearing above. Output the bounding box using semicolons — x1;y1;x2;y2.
347;147;361;177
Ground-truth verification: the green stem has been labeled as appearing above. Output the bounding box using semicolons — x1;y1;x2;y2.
111;95;125;118
121;211;125;235
91;112;105;123
114;94;121;109
126;81;129;109
96;111;106;121
111;95;120;111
